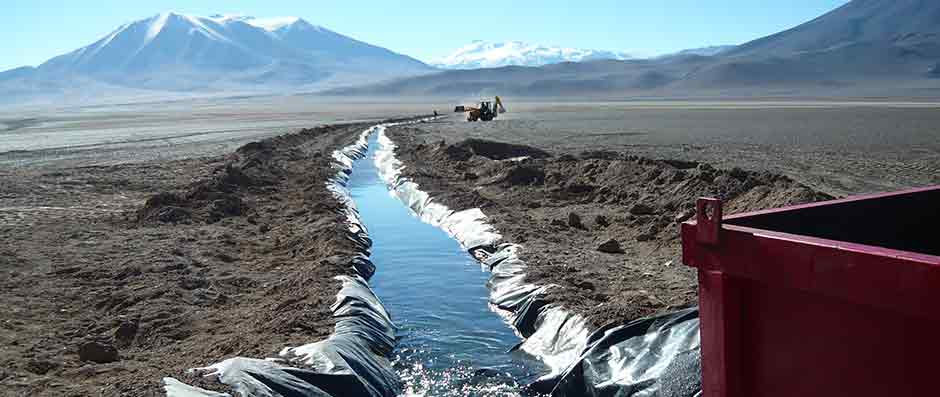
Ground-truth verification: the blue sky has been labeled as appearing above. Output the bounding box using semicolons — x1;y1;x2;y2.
4;0;849;71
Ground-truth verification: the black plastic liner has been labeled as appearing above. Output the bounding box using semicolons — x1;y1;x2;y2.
164;124;409;397
376;127;703;397
530;308;701;396
163;272;398;397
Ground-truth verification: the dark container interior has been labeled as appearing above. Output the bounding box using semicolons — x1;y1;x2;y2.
726;188;940;257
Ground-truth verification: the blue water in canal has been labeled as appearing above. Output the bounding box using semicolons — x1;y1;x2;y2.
346;135;545;396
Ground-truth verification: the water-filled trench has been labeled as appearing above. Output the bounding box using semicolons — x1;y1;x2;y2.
346;133;546;396
159;125;700;397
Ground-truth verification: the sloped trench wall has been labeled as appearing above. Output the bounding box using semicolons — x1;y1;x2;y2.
162;123;410;397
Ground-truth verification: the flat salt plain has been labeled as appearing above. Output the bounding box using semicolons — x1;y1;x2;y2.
0;96;440;167
3;97;939;195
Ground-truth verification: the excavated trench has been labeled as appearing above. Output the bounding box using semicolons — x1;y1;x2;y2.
161;122;703;397
347;133;547;396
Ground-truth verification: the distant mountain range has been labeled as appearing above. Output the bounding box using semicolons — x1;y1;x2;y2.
0;12;432;103
335;0;940;97
432;41;632;69
430;42;739;69
5;0;940;104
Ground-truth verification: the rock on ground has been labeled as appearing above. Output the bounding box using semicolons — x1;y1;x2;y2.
78;342;119;364
597;239;625;254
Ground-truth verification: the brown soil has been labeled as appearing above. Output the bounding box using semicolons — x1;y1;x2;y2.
387;126;832;329
0;122;378;396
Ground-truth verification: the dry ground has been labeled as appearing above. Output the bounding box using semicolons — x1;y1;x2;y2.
421;102;940;196
0;122;377;396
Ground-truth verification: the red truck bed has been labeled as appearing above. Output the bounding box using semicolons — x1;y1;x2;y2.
682;186;940;397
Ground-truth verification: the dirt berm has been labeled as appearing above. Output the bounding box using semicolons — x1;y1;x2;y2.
0;121;389;396
386;126;832;328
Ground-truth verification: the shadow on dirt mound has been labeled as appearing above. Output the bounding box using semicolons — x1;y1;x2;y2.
446;138;552;161
487;165;547;187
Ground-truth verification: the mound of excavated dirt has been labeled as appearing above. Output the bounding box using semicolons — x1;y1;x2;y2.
136;139;294;225
387;129;831;328
0;122;383;395
447;138;552;161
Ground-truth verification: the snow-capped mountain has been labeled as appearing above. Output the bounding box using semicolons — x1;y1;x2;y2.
432;41;631;69
8;12;432;96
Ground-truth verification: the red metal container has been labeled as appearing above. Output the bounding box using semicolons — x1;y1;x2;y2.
682;186;940;397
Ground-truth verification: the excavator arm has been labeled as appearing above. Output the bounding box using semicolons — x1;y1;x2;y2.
494;96;507;114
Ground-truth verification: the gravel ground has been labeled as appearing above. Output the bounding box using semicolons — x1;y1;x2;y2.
0;122;380;396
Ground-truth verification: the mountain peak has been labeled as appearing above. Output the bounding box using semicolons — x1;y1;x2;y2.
201;14;315;32
134;12;315;33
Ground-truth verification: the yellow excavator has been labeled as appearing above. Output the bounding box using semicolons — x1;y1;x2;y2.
454;96;506;122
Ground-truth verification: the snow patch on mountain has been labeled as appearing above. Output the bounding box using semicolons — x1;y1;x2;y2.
181;14;233;42
432;41;631;69
84;23;127;59
206;14;311;32
145;13;170;42
248;16;302;31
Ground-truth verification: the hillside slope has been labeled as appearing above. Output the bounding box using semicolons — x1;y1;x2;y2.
730;0;940;57
682;0;940;88
332;0;940;97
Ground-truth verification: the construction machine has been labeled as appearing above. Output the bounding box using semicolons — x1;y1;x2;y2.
454;96;506;122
